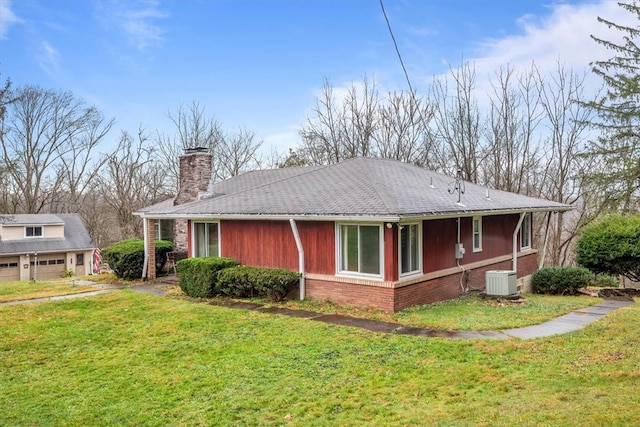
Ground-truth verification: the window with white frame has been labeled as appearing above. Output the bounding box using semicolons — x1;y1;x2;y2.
520;213;531;249
154;219;174;241
400;223;420;275
25;226;43;237
472;216;482;252
338;224;382;277
193;222;219;257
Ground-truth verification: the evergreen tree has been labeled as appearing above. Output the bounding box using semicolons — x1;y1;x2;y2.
587;1;640;212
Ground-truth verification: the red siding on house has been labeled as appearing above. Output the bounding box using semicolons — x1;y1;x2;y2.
221;220;298;270
298;221;335;275
178;215;538;312
422;218;457;272
220;220;335;275
422;214;521;273
384;225;398;282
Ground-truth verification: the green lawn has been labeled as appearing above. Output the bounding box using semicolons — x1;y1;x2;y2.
0;280;97;302
275;293;602;330
1;291;638;426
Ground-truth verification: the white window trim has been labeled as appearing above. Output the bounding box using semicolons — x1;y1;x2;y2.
472;216;482;253
154;220;161;240
520;213;532;250
191;221;220;257
24;226;43;238
335;223;384;280
399;222;422;278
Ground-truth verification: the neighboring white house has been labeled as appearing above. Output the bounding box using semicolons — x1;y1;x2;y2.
0;214;95;281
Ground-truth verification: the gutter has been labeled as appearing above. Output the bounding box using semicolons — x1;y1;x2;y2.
512;213;526;273
289;219;305;300
134;206;571;223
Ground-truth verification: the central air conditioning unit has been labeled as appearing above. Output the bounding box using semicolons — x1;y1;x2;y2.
485;270;517;296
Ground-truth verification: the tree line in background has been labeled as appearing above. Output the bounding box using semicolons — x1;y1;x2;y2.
0;2;638;267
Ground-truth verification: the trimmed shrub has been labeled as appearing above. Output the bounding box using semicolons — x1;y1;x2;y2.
216;266;300;301
176;257;238;298
532;267;592;295
576;213;640;282
102;239;173;280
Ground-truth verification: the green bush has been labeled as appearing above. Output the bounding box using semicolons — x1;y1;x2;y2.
216;266;300;301
576;214;640;282
532;267;593;295
102;239;173;280
176;257;239;298
592;274;619;287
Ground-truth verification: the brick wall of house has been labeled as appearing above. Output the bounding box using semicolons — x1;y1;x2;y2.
305;278;396;313
304;252;538;313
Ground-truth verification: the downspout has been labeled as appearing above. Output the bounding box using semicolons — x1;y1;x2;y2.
142;217;149;280
538;212;553;270
289;219;305;300
512;212;526;273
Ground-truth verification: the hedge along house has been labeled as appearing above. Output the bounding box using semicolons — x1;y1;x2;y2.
0;214;96;281
136;149;571;312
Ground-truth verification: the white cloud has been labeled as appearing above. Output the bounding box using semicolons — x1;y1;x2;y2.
37;41;60;74
97;0;168;51
469;1;633;92
0;0;21;40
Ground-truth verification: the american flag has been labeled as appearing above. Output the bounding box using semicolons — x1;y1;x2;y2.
93;248;101;274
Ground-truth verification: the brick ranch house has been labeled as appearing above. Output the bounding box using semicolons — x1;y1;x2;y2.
135;149;571;312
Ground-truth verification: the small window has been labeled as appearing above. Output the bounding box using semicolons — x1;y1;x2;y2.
338;224;382;277
0;263;8;268
25;226;43;237
8;262;17;268
520;213;532;249
76;254;84;266
38;260;47;266
56;259;65;265
472;217;482;252
48;260;57;265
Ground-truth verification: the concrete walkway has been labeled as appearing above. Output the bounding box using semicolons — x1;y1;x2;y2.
2;280;635;340
209;297;635;340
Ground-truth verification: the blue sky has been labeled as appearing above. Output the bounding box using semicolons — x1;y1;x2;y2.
0;0;628;155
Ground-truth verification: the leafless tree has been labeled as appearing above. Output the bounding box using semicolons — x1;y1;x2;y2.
97;128;170;240
372;91;436;167
0;85;113;214
297;76;441;168
430;62;485;181
299;79;353;164
214;127;263;180
168;101;223;151
535;62;595;266
483;64;543;194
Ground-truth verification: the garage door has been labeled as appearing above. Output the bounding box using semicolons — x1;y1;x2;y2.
0;257;21;281
31;255;66;280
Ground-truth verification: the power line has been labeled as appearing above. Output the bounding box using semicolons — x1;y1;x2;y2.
379;0;416;95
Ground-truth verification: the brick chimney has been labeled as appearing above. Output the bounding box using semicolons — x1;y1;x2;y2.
173;147;213;252
174;147;213;206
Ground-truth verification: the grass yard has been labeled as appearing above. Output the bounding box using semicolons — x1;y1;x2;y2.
0;280;97;303
1;291;638;426
274;293;602;331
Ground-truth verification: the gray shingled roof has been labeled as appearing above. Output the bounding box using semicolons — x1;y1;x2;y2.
137;157;571;220
0;213;94;255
